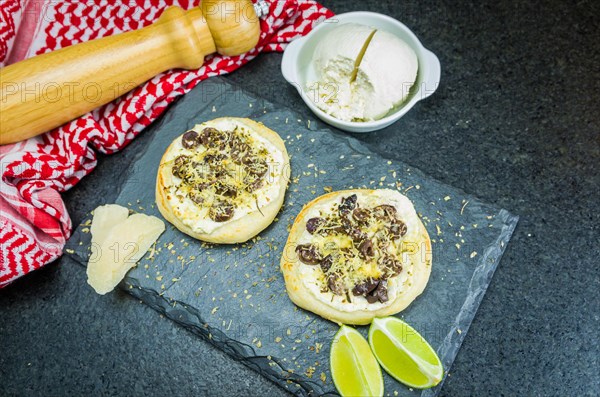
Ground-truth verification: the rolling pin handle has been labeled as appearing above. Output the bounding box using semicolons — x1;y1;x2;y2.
0;0;261;145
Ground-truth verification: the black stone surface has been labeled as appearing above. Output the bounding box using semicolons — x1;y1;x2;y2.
62;78;517;396
1;1;599;396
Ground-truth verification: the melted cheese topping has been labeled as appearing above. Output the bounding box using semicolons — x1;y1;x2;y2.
161;119;285;234
297;189;423;312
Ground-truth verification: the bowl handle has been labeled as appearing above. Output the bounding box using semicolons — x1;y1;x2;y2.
421;49;441;99
281;37;304;90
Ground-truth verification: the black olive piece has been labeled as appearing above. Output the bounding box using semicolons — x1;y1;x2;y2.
366;294;378;303
213;131;230;148
247;160;268;177
347;227;367;243
228;135;245;148
188;191;204;205
215;183;237;198
376;235;390;249
340;217;352;230
330;225;345;235
172;165;184;179
339;194;357;215
238;142;251;152
352;278;379;296
194;182;210;192
204;153;227;164
338;218;366;241
241;153;254;165
209;202;234;222
365;280;389;303
306;217;324;234
320;255;333;273
231;149;245;163
367;280;389;303
171;155;189;178
380;255;403;277
230;140;251;161
327;274;345;295
352;208;371;224
358;239;375;259
213;167;229;180
295;244;322;265
201;128;228;148
174;154;189;167
199;127;218;146
224;189;238;198
389;219;408;238
328;217;348;234
181;130;199;149
245;178;263;192
373;204;397;220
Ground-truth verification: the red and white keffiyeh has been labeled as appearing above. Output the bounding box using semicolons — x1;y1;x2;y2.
0;0;333;287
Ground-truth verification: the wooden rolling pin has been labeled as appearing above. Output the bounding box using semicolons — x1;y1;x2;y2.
0;0;267;145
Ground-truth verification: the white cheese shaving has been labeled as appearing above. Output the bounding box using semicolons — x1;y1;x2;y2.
87;205;165;295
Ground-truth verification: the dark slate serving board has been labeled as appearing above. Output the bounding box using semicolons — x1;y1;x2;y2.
65;78;518;397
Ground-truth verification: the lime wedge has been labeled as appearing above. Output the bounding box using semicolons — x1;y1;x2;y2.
368;317;444;389
330;325;384;397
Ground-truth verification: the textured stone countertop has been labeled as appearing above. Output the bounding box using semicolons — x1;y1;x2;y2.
1;1;598;396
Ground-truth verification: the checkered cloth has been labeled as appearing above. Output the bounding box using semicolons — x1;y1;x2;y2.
0;0;333;287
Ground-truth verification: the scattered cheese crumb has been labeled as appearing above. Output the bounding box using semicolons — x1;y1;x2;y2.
315;342;323;353
305;366;315;378
320;372;327;383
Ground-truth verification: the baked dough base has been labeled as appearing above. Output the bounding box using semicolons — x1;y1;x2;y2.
280;189;432;325
156;117;290;244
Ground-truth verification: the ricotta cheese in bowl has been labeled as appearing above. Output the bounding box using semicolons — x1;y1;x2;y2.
310;23;419;122
281;12;440;133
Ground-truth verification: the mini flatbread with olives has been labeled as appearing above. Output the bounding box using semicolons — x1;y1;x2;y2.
156;117;290;244
280;189;431;325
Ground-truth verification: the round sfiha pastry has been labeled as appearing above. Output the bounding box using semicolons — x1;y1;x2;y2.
156;117;290;244
280;189;431;325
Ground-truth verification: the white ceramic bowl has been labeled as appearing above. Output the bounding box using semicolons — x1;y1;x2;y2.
281;12;441;133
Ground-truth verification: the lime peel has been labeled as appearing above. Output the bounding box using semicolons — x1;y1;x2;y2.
331;325;384;397
369;317;444;389
377;318;442;382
